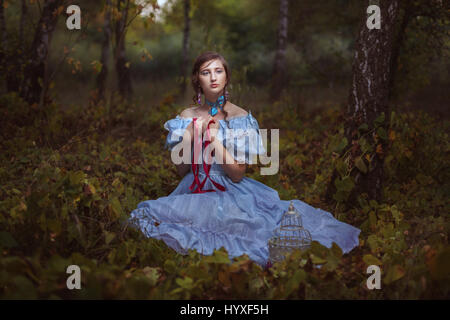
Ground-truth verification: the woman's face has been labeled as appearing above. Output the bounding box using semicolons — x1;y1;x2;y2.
198;59;227;96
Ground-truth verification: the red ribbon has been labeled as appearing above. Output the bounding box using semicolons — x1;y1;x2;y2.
189;117;226;193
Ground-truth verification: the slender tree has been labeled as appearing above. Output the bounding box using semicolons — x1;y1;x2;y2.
114;0;133;102
0;0;6;74
20;0;64;105
19;0;27;46
180;0;191;98
5;0;28;93
271;0;289;101
95;0;113;103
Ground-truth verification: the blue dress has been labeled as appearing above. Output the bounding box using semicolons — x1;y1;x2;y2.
129;111;360;267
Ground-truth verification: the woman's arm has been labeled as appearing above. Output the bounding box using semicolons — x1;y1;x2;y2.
173;120;194;177
210;137;246;183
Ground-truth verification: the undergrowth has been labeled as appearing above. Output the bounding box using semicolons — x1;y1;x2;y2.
0;92;448;299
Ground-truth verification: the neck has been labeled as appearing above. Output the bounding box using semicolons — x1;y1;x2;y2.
200;93;226;111
200;100;229;113
204;92;221;103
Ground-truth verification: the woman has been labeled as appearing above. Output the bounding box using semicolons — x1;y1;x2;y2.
129;51;360;267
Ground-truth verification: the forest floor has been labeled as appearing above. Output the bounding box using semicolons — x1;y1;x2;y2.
0;88;448;299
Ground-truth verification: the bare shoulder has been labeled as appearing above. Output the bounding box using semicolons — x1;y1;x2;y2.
226;102;249;119
179;107;197;118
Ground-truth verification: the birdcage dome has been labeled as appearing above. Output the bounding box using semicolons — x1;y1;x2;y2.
268;201;312;263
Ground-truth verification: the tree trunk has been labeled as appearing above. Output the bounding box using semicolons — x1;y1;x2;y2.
20;0;62;105
15;0;28;92
19;0;27;46
2;0;28;93
388;1;412;100
114;0;132;102
328;1;400;203
95;0;112;103
270;0;289;102
180;0;191;98
0;0;6;73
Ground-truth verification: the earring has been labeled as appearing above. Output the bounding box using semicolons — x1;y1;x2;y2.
197;91;201;105
225;89;229;101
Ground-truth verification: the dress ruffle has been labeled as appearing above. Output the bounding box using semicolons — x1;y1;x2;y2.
129;171;361;266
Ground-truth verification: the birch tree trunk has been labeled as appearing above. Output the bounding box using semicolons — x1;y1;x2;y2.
180;0;191;98
328;1;400;202
270;0;288;101
20;0;62;105
114;0;133;102
96;0;112;103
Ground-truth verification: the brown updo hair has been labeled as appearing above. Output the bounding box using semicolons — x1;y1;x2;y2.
191;51;231;121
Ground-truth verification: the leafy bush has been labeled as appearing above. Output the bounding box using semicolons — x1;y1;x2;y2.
0;92;448;299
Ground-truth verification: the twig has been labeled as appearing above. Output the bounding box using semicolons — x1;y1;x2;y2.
47;17;91;85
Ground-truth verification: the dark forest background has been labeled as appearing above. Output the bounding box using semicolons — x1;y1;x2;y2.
0;0;448;299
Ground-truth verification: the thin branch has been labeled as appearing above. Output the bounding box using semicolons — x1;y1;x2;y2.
47;16;91;85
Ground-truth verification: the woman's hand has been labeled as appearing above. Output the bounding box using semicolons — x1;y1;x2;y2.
200;115;219;142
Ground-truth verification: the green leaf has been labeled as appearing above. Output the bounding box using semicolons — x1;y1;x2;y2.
390;111;395;123
333;191;347;202
359;137;373;153
310;254;327;264
335;137;348;153
384;264;405;284
358;123;369;132
175;277;194;290
309;241;328;264
340;176;355;192
355;156;368;174
331;242;343;258
203;249;230;264
390;206;402;225
374;113;385;127
110;197;123;220
363;254;382;266
104;231;115;245
142;267;161;286
367;234;380;253
69;170;85;186
285;269;306;296
249;277;265;293
323;253;340;272
358;196;369;209
335;159;347;177
47;255;70;273
0;231;18;248
164;259;177;274
377;127;388;141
